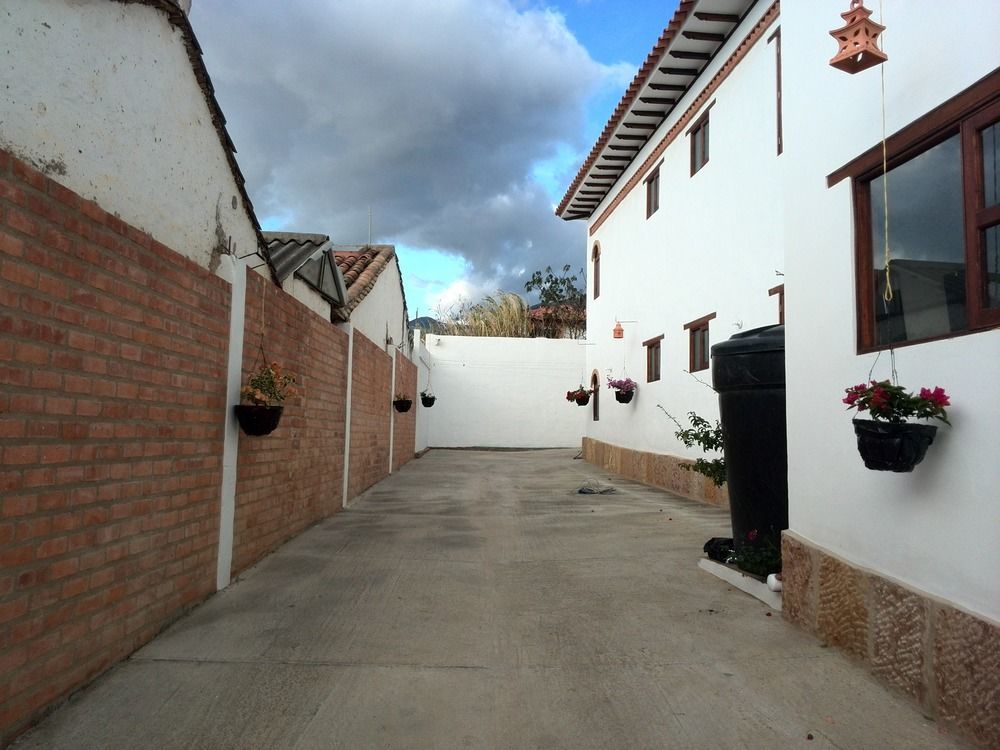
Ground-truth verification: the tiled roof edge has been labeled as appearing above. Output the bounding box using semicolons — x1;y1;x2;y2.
555;0;697;217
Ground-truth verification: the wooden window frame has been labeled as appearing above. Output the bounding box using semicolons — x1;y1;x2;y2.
769;283;785;324
684;312;716;372
590;371;600;421
767;27;783;156
829;67;1000;352
643;334;663;383
644;162;661;218
591;242;601;300
687;101;714;176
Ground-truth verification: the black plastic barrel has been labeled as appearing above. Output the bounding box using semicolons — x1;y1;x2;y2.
711;324;787;550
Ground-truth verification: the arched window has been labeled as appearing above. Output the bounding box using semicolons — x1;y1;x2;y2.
591;242;601;299
590;370;600;421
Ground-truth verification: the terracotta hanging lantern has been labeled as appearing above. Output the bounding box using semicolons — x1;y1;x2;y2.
829;0;887;74
613;321;624;339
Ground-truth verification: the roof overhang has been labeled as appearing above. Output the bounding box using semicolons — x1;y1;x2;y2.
557;0;759;221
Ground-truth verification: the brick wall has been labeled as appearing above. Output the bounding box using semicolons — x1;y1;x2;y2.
348;332;392;500
231;273;348;576
392;351;416;472
0;151;229;743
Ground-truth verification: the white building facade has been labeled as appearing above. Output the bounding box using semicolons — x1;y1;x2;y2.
560;1;999;745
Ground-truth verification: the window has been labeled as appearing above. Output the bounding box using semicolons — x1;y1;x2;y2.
591;242;601;299
645;165;660;218
688;104;713;175
643;334;663;382
684;313;716;372
769;284;785;324
829;70;1000;350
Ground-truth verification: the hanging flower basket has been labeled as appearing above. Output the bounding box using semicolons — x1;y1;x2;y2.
234;404;284;436
393;398;412;413
607;376;637;404
614;390;634;404
574;394;590;406
420;391;436;407
852;419;937;472
566;386;591;406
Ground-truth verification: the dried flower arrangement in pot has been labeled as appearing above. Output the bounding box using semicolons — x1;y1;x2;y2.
843;380;951;471
235;361;296;436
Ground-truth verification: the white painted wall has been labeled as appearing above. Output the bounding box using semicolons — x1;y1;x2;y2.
349;257;411;360
584;0;783;463
414;335;432;453
779;1;1000;622
0;0;259;273
423;334;588;448
286;276;333;321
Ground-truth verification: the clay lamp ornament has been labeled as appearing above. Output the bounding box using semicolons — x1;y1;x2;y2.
829;0;888;75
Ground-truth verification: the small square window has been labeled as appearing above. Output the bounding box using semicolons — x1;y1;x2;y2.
684;313;716;372
645;167;660;218
643;334;663;382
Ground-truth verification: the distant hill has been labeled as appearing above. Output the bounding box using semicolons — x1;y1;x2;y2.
409;316;446;333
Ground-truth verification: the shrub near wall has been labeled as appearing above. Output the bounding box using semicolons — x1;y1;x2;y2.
392;351;416;472
348;332;392;500
231;272;348;576
0;152;229;743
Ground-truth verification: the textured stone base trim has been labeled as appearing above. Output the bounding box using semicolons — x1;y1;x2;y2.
782;531;1000;749
581;437;729;508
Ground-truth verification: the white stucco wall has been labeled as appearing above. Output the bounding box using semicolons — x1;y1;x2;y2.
349;258;411;360
423;335;587;448
0;0;259;272
781;1;1000;621
584;0;783;463
286;276;333;321
414;335;432;454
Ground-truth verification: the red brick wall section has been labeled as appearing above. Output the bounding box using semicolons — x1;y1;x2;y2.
392;351;416;472
348;332;392;500
231;272;348;577
0;151;229;744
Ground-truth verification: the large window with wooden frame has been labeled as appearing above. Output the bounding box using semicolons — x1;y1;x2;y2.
643;334;663;382
684;313;716;372
645;166;660;218
688;104;712;175
829;69;1000;351
591;242;601;299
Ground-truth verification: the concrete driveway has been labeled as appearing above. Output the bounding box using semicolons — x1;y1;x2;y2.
13;449;966;749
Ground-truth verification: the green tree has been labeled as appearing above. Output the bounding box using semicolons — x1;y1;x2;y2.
524;264;586;339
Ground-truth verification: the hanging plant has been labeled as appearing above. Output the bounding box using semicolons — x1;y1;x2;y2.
842;380;951;471
235;361;296;436
393;393;413;412
420;389;436;407
607;376;637;404
566;386;592;406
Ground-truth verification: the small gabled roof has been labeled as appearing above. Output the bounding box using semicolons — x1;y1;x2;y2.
332;245;397;320
263;232;348;308
557;0;757;221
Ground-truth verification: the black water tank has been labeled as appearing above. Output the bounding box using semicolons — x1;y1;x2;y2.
711;324;787;550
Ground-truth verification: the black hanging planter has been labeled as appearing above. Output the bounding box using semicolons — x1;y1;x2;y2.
852;419;937;472
614;390;634;404
234;405;283;436
420;395;436;407
393;399;412;413
574;394;591;406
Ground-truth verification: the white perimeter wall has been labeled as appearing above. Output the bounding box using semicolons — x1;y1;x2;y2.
781;1;1000;622
422;334;587;448
585;0;783;462
0;1;259;273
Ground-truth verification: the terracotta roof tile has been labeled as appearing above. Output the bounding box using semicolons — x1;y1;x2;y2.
332;245;396;319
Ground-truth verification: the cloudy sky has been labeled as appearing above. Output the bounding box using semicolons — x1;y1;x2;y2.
189;0;678;317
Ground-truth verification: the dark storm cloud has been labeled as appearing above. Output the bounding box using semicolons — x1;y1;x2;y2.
189;0;611;292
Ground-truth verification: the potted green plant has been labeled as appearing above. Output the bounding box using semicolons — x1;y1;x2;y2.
565;386;592;406
235;361;296;436
842;380;951;471
420;389;436;407
607;376;637;404
393;393;413;412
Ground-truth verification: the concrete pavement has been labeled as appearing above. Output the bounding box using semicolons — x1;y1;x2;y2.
13;449;968;749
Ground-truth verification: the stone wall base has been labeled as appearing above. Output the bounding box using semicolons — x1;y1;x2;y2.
782;531;1000;749
581;437;729;509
